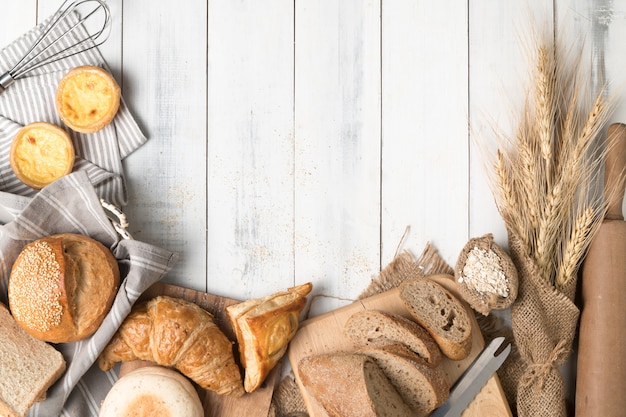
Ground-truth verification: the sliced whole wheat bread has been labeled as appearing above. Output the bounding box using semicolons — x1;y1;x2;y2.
359;343;450;416
0;303;66;417
399;276;472;360
344;309;442;367
298;352;413;417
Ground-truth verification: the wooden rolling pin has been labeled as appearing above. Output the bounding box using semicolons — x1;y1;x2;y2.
576;122;626;416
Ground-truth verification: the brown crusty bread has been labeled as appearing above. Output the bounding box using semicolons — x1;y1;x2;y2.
0;302;66;417
358;343;450;416
399;276;472;360
298;353;413;417
8;233;120;343
344;309;443;367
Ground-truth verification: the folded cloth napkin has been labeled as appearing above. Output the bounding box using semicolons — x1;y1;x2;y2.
0;172;178;417
0;11;147;207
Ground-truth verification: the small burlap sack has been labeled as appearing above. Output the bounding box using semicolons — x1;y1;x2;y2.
454;233;518;315
498;228;579;417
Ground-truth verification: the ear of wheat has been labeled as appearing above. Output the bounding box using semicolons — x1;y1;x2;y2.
490;33;613;290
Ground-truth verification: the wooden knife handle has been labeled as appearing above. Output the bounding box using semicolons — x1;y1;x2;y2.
605;123;626;220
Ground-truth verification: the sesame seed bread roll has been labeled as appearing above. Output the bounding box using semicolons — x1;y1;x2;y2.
98;366;204;417
56;66;121;134
8;233;120;343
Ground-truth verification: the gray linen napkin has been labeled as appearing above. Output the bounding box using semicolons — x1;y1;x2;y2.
0;11;147;207
0;171;178;417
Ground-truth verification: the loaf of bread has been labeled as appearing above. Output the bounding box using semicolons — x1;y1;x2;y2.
0;302;66;417
298;353;413;417
98;366;204;417
98;295;244;397
344;309;442;367
358;343;449;416
9;122;75;190
399;276;472;360
226;282;312;392
56;65;120;133
8;233;119;343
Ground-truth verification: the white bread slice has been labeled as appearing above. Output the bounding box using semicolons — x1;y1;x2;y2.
344;309;442;367
399;276;472;360
359;343;450;416
0;303;66;417
298;353;413;417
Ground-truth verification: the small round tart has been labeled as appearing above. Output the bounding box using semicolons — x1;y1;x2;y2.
99;366;205;417
56;65;121;134
10;122;75;190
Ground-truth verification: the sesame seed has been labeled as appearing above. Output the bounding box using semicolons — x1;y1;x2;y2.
9;241;63;332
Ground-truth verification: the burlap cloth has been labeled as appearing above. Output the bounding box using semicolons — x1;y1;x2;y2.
267;243;455;417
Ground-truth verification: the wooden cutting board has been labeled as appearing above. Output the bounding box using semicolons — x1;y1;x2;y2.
119;282;278;417
287;274;512;417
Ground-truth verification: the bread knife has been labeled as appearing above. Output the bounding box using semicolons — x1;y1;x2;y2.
430;336;511;417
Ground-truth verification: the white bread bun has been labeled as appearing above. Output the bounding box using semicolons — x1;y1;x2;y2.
99;366;204;417
8;233;120;343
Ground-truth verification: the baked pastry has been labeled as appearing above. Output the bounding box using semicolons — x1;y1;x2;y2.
358;344;449;416
344;309;442;367
0;302;66;417
8;233;119;343
98;295;244;397
399;276;472;360
9;122;75;190
226;282;312;392
56;65;120;133
98;366;204;417
298;352;413;417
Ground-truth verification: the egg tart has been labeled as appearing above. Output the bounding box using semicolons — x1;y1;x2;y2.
55;66;121;134
10;122;75;190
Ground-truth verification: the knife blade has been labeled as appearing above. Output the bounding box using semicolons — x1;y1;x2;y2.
430;336;511;417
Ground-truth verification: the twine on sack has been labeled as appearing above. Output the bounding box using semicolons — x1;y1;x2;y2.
519;339;569;392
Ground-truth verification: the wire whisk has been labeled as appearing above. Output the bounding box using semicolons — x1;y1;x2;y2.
0;0;111;94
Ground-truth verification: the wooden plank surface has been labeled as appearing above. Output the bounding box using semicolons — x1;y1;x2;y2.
288;274;512;417
3;0;626;415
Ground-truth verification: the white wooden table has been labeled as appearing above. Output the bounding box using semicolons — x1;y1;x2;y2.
2;0;625;315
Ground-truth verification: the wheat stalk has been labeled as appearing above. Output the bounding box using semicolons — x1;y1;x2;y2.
535;45;556;186
489;35;613;288
556;207;596;289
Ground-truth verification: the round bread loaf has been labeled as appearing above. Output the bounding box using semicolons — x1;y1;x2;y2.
99;366;204;417
8;233;120;343
56;65;121;133
9;122;75;190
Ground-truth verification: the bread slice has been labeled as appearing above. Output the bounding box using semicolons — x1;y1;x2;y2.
0;303;66;417
298;353;413;417
399;276;472;360
359;343;450;416
344;309;442;367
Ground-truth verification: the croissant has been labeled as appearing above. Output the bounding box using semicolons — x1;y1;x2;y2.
98;295;244;397
226;282;312;392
